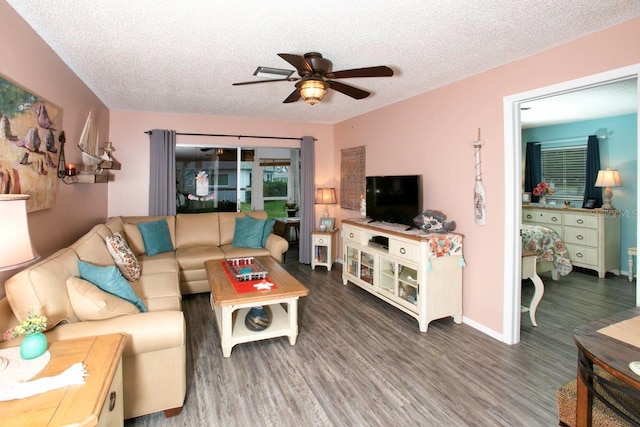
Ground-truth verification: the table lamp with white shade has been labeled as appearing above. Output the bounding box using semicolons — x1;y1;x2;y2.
0;194;40;370
315;188;337;218
595;168;622;210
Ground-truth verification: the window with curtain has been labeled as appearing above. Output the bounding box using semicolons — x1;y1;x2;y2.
540;145;587;200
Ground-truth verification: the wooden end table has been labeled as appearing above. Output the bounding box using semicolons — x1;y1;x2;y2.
206;256;309;358
1;334;126;426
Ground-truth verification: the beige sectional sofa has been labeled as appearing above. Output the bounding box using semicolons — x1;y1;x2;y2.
0;210;288;420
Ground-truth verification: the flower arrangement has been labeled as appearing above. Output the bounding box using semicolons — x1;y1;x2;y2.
533;182;554;197
195;170;208;184
3;312;47;340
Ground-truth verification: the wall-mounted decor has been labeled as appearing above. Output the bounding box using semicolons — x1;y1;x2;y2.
0;75;62;212
471;128;486;226
340;145;365;210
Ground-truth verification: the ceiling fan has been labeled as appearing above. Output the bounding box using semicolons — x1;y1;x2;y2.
232;52;394;105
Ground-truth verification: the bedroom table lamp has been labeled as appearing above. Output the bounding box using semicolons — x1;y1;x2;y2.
595;168;622;210
315;188;337;218
0;194;40;371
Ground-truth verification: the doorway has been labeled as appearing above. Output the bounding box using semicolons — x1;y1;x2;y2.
503;64;640;344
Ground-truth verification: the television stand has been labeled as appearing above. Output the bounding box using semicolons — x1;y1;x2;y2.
342;218;463;332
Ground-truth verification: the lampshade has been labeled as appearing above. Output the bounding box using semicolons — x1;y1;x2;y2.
595;168;622;188
594;168;622;210
315;188;337;205
0;195;40;272
298;79;328;105
315;188;337;218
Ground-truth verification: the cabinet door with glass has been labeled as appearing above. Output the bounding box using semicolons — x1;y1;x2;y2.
344;245;375;287
378;257;420;312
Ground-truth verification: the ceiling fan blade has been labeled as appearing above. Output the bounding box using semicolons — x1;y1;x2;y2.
283;90;301;103
278;53;312;75
233;77;297;86
326;66;393;79
328;81;370;100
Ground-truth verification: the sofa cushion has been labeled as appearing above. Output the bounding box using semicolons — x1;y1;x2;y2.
78;261;147;312
130;272;182;312
175;246;225;271
70;224;115;267
5;248;80;330
122;216;176;256
262;219;276;247
220;245;271;259
105;232;141;281
232;216;266;248
175;212;220;249
219;211;267;245
123;222;146;256
66;277;139;320
138;219;174;256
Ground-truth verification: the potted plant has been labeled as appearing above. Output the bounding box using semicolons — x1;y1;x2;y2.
284;201;298;217
3;311;48;360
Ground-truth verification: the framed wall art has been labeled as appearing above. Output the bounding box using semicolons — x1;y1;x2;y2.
0;74;62;212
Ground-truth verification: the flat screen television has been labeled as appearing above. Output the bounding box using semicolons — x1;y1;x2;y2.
366;175;421;228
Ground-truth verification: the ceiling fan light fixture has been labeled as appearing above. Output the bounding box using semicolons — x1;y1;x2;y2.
299;79;328;105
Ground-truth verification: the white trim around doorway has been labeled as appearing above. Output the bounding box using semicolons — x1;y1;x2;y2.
502;64;640;345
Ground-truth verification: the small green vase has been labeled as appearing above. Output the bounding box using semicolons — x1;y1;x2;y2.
20;332;47;360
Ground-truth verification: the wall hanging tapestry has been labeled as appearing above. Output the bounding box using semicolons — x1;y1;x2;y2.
0;75;62;212
340;145;365;210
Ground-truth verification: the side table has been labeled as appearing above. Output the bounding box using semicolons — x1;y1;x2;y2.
1;334;126;426
312;228;340;271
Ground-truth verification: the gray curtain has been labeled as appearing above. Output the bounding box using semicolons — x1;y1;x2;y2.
299;136;315;264
148;129;176;216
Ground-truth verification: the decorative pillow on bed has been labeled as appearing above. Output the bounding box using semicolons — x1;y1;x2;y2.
105;232;141;281
77;261;147;312
137;219;174;256
232;216;266;249
66;277;139;321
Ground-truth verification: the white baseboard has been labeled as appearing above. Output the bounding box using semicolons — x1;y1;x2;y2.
462;315;505;343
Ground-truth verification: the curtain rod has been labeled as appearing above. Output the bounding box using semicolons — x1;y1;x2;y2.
144;130;311;142
534;135;607;145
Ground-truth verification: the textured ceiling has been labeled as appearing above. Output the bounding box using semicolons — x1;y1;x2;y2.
7;0;640;125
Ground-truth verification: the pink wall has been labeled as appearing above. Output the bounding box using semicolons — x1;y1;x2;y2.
334;17;640;334
107;111;334;217
0;2;110;295
3;0;639;335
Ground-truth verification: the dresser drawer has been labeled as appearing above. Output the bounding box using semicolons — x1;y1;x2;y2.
566;244;598;267
388;240;420;263
313;235;329;245
564;227;598;247
564;213;598;228
343;226;363;244
523;209;562;227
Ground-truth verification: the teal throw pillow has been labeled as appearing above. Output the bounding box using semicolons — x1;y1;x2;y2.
137;219;173;256
261;219;275;247
78;261;147;312
232;217;266;249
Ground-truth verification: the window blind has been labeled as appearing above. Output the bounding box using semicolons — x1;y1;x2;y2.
541;146;587;199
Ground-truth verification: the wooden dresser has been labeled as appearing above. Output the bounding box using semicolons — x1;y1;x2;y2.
522;205;620;278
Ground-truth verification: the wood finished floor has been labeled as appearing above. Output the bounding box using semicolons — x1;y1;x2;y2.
125;254;636;427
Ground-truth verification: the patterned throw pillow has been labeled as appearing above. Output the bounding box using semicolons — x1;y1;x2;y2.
105;232;141;281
